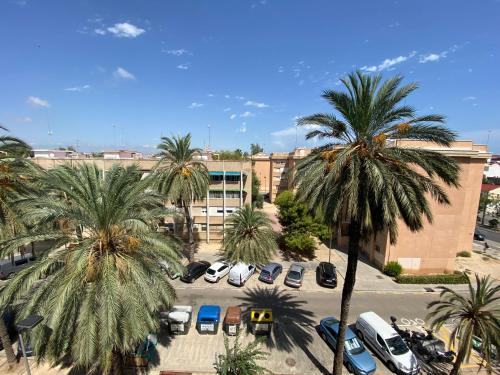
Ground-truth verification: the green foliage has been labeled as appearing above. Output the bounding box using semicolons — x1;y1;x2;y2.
0;164;183;374
216;149;248;160
250;143;264;155
252;172;263;209
91;151;104;158
489;218;499;228
396;272;469;284
383;261;403;277
427;275;500;374
222;204;277;265
456;251;471;257
282;231;316;257
214;333;270;375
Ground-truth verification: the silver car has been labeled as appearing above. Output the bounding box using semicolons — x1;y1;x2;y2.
284;263;305;288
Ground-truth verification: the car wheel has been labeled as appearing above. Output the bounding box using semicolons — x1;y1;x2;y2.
387;361;397;373
346;362;354;373
216;277;220;282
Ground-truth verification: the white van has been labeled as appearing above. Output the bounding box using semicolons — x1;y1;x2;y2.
356;312;420;374
227;262;255;286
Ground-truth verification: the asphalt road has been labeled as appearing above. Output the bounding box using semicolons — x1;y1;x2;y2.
476;226;500;244
176;286;436;325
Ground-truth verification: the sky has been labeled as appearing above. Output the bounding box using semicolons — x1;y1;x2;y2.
1;0;499;154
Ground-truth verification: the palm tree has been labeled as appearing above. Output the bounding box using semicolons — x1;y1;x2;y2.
155;134;209;261
0;126;34;366
214;333;270;375
427;274;500;375
294;71;460;374
0;163;183;374
222;204;277;265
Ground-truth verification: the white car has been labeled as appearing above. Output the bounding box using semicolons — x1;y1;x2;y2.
204;261;231;282
228;262;256;286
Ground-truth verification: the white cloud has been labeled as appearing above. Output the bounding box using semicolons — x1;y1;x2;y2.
16;116;32;123
27;96;50;108
113;67;136;80
230;114;237;120
165;49;189;56
107;22;145;38
462;96;477;101
419;52;447;63
278;66;284;73
240;111;255;118
238;122;247;133
223;107;231;112
177;64;189;70
361;51;416;72
64;84;90;92
224;95;231;99
207;93;215;97
235;96;245;100
245;100;269;108
271;124;320;137
189;102;204;109
94;28;106;35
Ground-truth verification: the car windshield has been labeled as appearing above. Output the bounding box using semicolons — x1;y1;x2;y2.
288;270;301;280
206;269;216;275
345;337;365;355
261;270;270;277
386;336;409;355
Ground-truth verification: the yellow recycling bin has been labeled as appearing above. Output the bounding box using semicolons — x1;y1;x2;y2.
249;308;273;336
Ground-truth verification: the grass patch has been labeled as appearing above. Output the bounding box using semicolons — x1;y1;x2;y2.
396;272;469;284
456;251;471;257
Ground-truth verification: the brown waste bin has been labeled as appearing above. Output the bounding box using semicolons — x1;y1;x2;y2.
223;306;241;336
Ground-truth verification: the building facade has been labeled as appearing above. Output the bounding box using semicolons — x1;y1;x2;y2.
32;157;252;243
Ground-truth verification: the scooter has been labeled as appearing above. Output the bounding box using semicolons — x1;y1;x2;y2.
409;329;455;363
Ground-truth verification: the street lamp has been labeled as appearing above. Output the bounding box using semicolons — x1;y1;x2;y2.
16;315;43;375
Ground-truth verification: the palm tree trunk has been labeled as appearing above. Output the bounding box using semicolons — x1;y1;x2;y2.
333;220;360;375
111;350;125;375
0;316;16;366
184;204;195;262
450;345;467;375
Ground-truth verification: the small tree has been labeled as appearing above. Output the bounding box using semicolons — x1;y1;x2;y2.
250;143;264;155
214;333;270;375
489;218;499;228
252;172;263;209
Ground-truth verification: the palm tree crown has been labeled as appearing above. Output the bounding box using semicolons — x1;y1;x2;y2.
427;274;500;375
0;163;183;374
222;204;277;265
294;71;460;375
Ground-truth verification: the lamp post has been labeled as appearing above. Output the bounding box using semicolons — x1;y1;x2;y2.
16;315;43;375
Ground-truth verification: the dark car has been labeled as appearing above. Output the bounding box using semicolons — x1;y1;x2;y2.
474;231;485;241
180;261;211;283
316;262;337;288
258;262;282;284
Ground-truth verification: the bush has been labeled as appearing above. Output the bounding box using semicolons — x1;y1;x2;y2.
396;272;469;284
456;251;471;257
282;231;316;256
254;193;264;209
383;261;403;277
489;218;499;228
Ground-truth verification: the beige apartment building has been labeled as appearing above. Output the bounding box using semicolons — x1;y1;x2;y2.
32;157;252;243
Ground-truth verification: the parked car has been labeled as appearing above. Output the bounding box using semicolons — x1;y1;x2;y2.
356;311;420;374
227;262;256;286
204;261;231;282
0;254;36;280
284;263;305;288
319;317;377;375
159;261;182;279
316;262;337;288
258;262;283;284
474;231;485;241
180;261;211;283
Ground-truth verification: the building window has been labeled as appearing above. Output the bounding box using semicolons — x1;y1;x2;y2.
209;191;224;199
216;208;224;214
210;174;223;182
201;207;207;214
226;191;241;199
226;175;240;182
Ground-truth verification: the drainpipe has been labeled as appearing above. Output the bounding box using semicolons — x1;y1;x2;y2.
206;187;210;244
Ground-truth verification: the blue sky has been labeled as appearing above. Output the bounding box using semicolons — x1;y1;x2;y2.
1;0;499;154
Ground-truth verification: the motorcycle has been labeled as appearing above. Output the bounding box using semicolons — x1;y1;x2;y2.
408;329;455;363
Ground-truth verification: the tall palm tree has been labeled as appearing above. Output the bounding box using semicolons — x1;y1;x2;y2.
155;133;209;261
427;274;500;375
222;204;277;265
294;71;460;374
0;163;183;374
0;125;34;366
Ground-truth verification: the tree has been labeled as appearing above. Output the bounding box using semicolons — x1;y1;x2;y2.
214;333;270;375
426;274;500;375
155;134;209;261
251;172;263;209
0;125;35;366
0;164;183;374
250;143;264;156
216;150;245;160
478;192;493;225
222;204;277;265
294;71;459;374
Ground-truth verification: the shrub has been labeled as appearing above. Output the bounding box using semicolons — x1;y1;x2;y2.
282;231;316;256
383;261;403;277
396;272;469;284
456;251;471;257
489;218;499;228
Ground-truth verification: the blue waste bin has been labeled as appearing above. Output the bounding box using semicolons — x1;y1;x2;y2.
196;305;221;335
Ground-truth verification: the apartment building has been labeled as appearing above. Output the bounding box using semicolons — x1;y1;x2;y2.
32;157;252;243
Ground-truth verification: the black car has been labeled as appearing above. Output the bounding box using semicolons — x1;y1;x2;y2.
474;231;485;241
180;261;211;283
316;262;337;288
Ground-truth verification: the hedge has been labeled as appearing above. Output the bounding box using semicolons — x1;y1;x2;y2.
395;272;469;284
456;251;471;257
383;261;403;277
